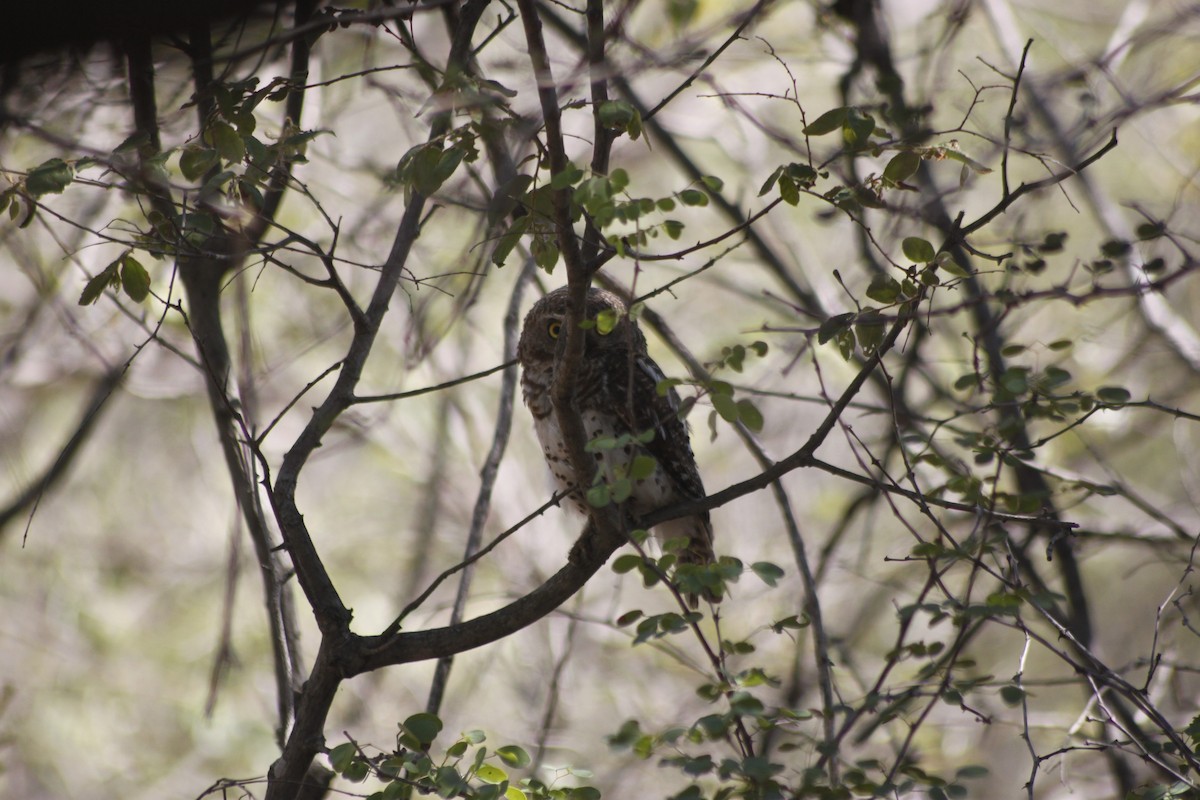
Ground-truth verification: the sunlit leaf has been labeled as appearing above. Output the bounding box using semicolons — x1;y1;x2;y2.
630;455;657;479
476;764;507;784
496;745;530;768
119;255;151;302
587;484;611;508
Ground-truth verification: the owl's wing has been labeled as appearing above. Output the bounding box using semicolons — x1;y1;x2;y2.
612;353;707;504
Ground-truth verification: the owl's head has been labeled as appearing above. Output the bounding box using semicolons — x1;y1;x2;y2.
517;286;645;367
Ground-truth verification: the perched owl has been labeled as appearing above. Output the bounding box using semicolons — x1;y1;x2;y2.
517;286;717;606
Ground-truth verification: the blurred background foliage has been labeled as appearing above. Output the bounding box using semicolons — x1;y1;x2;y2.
1;1;1200;798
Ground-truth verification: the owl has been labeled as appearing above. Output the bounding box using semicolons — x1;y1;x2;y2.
517;286;717;606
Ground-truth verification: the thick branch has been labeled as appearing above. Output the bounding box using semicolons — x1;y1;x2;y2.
265;3;493;797
353;523;623;672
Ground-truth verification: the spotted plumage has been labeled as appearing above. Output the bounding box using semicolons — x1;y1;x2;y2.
517;286;716;606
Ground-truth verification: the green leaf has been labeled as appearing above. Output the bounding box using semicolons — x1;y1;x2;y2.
1096;386;1131;405
1000;367;1029;395
757;165;783;196
1100;239;1131;257
934;251;970;277
587;484;611;508
835;328;856;361
662;219;684;240
883;151;921;183
531;236;559;272
711;392;738;423
803;106;848;136
119;255;151;302
206;121;245;163
403;712;444;747
656;377;682;397
678;188;708;206
941;148;992;174
344;760;370;782
1183;714;1200;748
410;144;447;196
607;167;630;193
25;158;74;197
237;177;264;210
179;146;218;181
750;562;784;586
492;216;530;267
113;131;150;154
778;176;799;206
496;745;530;768
596;307;618;334
999;685;1026;706
549;164;584;190
611;477;632;503
616;608;643;625
842;109;876;147
598;100;635;130
630;455;657;480
817;312;854;345
434;147;466;188
865;273;902;304
902;236;936;263
1038;231;1068;253
1136;221;1166;240
708;379;733;396
329;742;358;773
785;162;819;188
585;435;618;453
855;309;886;355
79;259;121;306
476;764;508;784
200;169;236;197
736;399;763;432
1041;365;1071;389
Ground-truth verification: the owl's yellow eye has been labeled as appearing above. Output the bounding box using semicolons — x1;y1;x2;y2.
547;320;562;339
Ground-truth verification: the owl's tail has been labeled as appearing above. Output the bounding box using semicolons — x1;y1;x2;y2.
660;513;719;609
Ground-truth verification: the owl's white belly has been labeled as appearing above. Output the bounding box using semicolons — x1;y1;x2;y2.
532;409;675;518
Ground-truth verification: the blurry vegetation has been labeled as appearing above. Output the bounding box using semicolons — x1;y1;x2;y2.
2;1;1200;799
